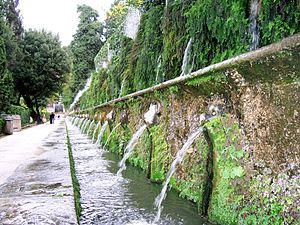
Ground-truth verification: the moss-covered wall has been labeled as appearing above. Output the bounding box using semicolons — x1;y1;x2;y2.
71;38;300;224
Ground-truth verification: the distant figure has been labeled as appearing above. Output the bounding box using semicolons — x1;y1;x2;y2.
50;112;55;124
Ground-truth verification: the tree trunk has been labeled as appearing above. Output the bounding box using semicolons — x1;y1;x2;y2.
34;97;43;124
22;95;39;123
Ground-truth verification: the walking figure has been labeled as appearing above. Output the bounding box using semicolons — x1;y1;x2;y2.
50;112;55;124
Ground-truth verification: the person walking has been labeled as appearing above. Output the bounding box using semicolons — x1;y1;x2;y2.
49;112;55;124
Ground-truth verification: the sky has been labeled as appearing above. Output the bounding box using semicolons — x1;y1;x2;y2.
18;0;115;46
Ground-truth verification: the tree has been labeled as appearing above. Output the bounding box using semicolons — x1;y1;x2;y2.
69;4;104;95
1;0;24;106
0;17;14;113
13;30;70;123
0;0;23;37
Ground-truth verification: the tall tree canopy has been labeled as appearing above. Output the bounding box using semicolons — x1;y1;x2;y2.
0;17;13;113
13;30;71;123
0;0;21;113
69;4;104;94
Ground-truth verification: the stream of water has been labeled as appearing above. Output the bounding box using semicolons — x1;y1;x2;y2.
66;119;211;225
96;121;109;146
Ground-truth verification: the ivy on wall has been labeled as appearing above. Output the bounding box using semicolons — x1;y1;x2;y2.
78;0;299;112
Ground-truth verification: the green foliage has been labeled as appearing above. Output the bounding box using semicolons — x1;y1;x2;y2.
186;0;249;69
107;122;132;155
0;18;13;113
104;1;129;40
186;72;228;95
68;4;104;102
0;117;4;132
259;0;300;46
161;0;194;80
69;0;300;112
13;29;70;121
8;105;30;126
238;173;299;224
0;0;23;37
0;70;13;113
128;127;149;171
128;5;164;90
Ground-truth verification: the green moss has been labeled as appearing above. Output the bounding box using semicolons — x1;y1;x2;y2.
149;124;171;182
173;137;209;212
128;126;150;171
238;172;299;224
204;115;245;225
107;123;132;155
185;72;228;95
65;125;81;224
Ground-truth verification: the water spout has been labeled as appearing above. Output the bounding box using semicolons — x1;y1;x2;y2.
86;120;95;136
92;121;101;143
144;103;160;125
73;117;79;126
69;76;92;111
96;121;109;146
117;124;148;176
82;119;91;133
106;110;115;121
79;118;87;129
154;128;203;223
104;123;121;148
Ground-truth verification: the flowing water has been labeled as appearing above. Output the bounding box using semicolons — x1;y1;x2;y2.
96;121;109;146
180;38;193;76
119;78;126;98
124;7;141;40
66;120;211;225
92;121;101;143
154;128;204;223
69;76;92;111
82;119;91;133
79;118;86;129
74;117;80;126
155;55;162;84
250;0;260;51
86;120;95;135
117;124;148;176
104;122;121;148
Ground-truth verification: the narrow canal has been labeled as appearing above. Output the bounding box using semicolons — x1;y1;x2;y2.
66;119;212;225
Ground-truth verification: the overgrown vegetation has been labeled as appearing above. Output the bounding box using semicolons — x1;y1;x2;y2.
77;0;299;110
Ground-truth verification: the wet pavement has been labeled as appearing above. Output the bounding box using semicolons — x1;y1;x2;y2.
0;119;77;224
0;120;60;184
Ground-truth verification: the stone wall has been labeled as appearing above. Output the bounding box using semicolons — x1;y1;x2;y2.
72;34;300;224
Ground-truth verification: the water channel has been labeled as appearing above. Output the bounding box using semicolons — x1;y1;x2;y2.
66;119;212;225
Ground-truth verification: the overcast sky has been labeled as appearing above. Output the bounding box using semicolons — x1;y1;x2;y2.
18;0;114;46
